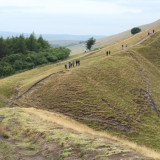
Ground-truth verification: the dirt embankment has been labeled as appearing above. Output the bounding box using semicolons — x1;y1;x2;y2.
0;107;156;160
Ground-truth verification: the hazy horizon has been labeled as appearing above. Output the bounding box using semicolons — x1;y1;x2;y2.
0;31;106;36
0;0;160;35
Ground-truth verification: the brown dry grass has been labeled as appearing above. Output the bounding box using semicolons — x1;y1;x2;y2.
23;107;160;160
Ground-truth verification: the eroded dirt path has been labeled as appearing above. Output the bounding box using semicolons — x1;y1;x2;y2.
7;71;66;108
0;108;156;160
22;107;159;159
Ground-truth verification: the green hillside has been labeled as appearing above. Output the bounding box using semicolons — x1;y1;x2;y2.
14;30;160;151
0;25;160;159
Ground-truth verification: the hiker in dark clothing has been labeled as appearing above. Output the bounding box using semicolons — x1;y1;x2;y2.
109;50;110;55
76;60;80;66
65;64;67;69
106;51;108;56
153;29;155;33
72;61;74;67
69;62;71;69
122;45;124;49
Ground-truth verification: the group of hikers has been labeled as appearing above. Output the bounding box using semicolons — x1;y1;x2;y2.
65;29;156;68
64;60;80;69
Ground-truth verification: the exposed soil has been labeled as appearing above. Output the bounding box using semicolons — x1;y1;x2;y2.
0;106;155;159
7;71;66;108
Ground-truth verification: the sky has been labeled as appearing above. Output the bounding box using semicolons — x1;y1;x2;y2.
0;0;160;36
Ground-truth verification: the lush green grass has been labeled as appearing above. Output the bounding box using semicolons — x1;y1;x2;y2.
136;32;160;70
0;140;14;159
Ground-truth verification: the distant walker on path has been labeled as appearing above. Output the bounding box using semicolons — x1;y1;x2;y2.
65;64;67;70
76;60;80;66
122;45;124;49
106;51;108;56
69;62;71;69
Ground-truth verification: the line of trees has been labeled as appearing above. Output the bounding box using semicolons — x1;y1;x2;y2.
0;33;70;78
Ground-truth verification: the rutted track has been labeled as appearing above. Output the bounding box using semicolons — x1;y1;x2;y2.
22;107;160;160
130;52;160;118
7;71;66;107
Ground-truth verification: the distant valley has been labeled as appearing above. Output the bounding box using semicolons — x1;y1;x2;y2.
0;31;105;41
0;32;105;53
49;40;85;48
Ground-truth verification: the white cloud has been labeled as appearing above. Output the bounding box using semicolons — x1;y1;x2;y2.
0;0;158;35
0;0;37;7
152;0;160;4
0;0;142;15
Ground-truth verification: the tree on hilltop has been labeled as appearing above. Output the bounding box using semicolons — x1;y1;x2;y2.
131;27;141;35
86;37;96;51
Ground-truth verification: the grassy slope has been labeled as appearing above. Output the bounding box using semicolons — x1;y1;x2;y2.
0;53;80;107
0;24;160;157
134;32;160;109
0;25;154;107
0;107;150;160
136;32;160;69
15;29;160;151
